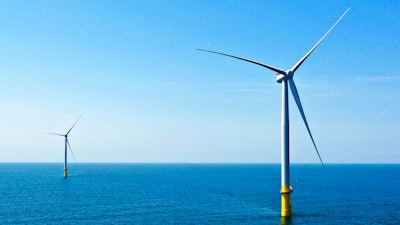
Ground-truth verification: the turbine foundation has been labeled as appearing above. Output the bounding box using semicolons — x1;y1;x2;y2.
64;168;68;178
281;185;292;217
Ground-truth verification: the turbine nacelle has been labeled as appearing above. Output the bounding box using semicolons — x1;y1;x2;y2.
276;71;294;83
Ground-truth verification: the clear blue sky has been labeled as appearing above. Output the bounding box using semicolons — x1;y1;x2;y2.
0;1;399;163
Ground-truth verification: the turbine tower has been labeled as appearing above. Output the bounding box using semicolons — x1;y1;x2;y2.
198;8;349;217
48;114;83;178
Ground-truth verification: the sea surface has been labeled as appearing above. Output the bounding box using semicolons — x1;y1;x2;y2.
0;163;399;224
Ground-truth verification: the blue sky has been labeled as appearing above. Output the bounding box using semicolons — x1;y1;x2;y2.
0;1;399;163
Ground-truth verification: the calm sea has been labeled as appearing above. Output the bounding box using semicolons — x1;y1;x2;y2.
0;163;399;224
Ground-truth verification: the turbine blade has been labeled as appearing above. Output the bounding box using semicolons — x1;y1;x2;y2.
46;132;65;137
66;139;76;161
66;113;84;135
290;8;350;73
288;79;325;169
197;49;286;74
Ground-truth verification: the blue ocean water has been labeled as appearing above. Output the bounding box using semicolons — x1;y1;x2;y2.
0;164;399;224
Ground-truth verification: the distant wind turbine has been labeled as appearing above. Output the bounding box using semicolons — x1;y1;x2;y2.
48;113;83;178
198;8;349;217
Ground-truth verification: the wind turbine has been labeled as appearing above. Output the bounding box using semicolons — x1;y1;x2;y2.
48;114;83;178
197;8;349;217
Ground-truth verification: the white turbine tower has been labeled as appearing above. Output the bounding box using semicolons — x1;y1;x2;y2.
198;8;349;217
48;114;83;178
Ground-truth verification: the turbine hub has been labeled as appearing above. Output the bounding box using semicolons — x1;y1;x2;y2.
287;71;294;78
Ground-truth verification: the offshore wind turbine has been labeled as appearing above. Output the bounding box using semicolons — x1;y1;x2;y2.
198;8;349;217
48;114;83;178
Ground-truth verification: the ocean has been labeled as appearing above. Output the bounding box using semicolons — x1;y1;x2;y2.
0;163;399;224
